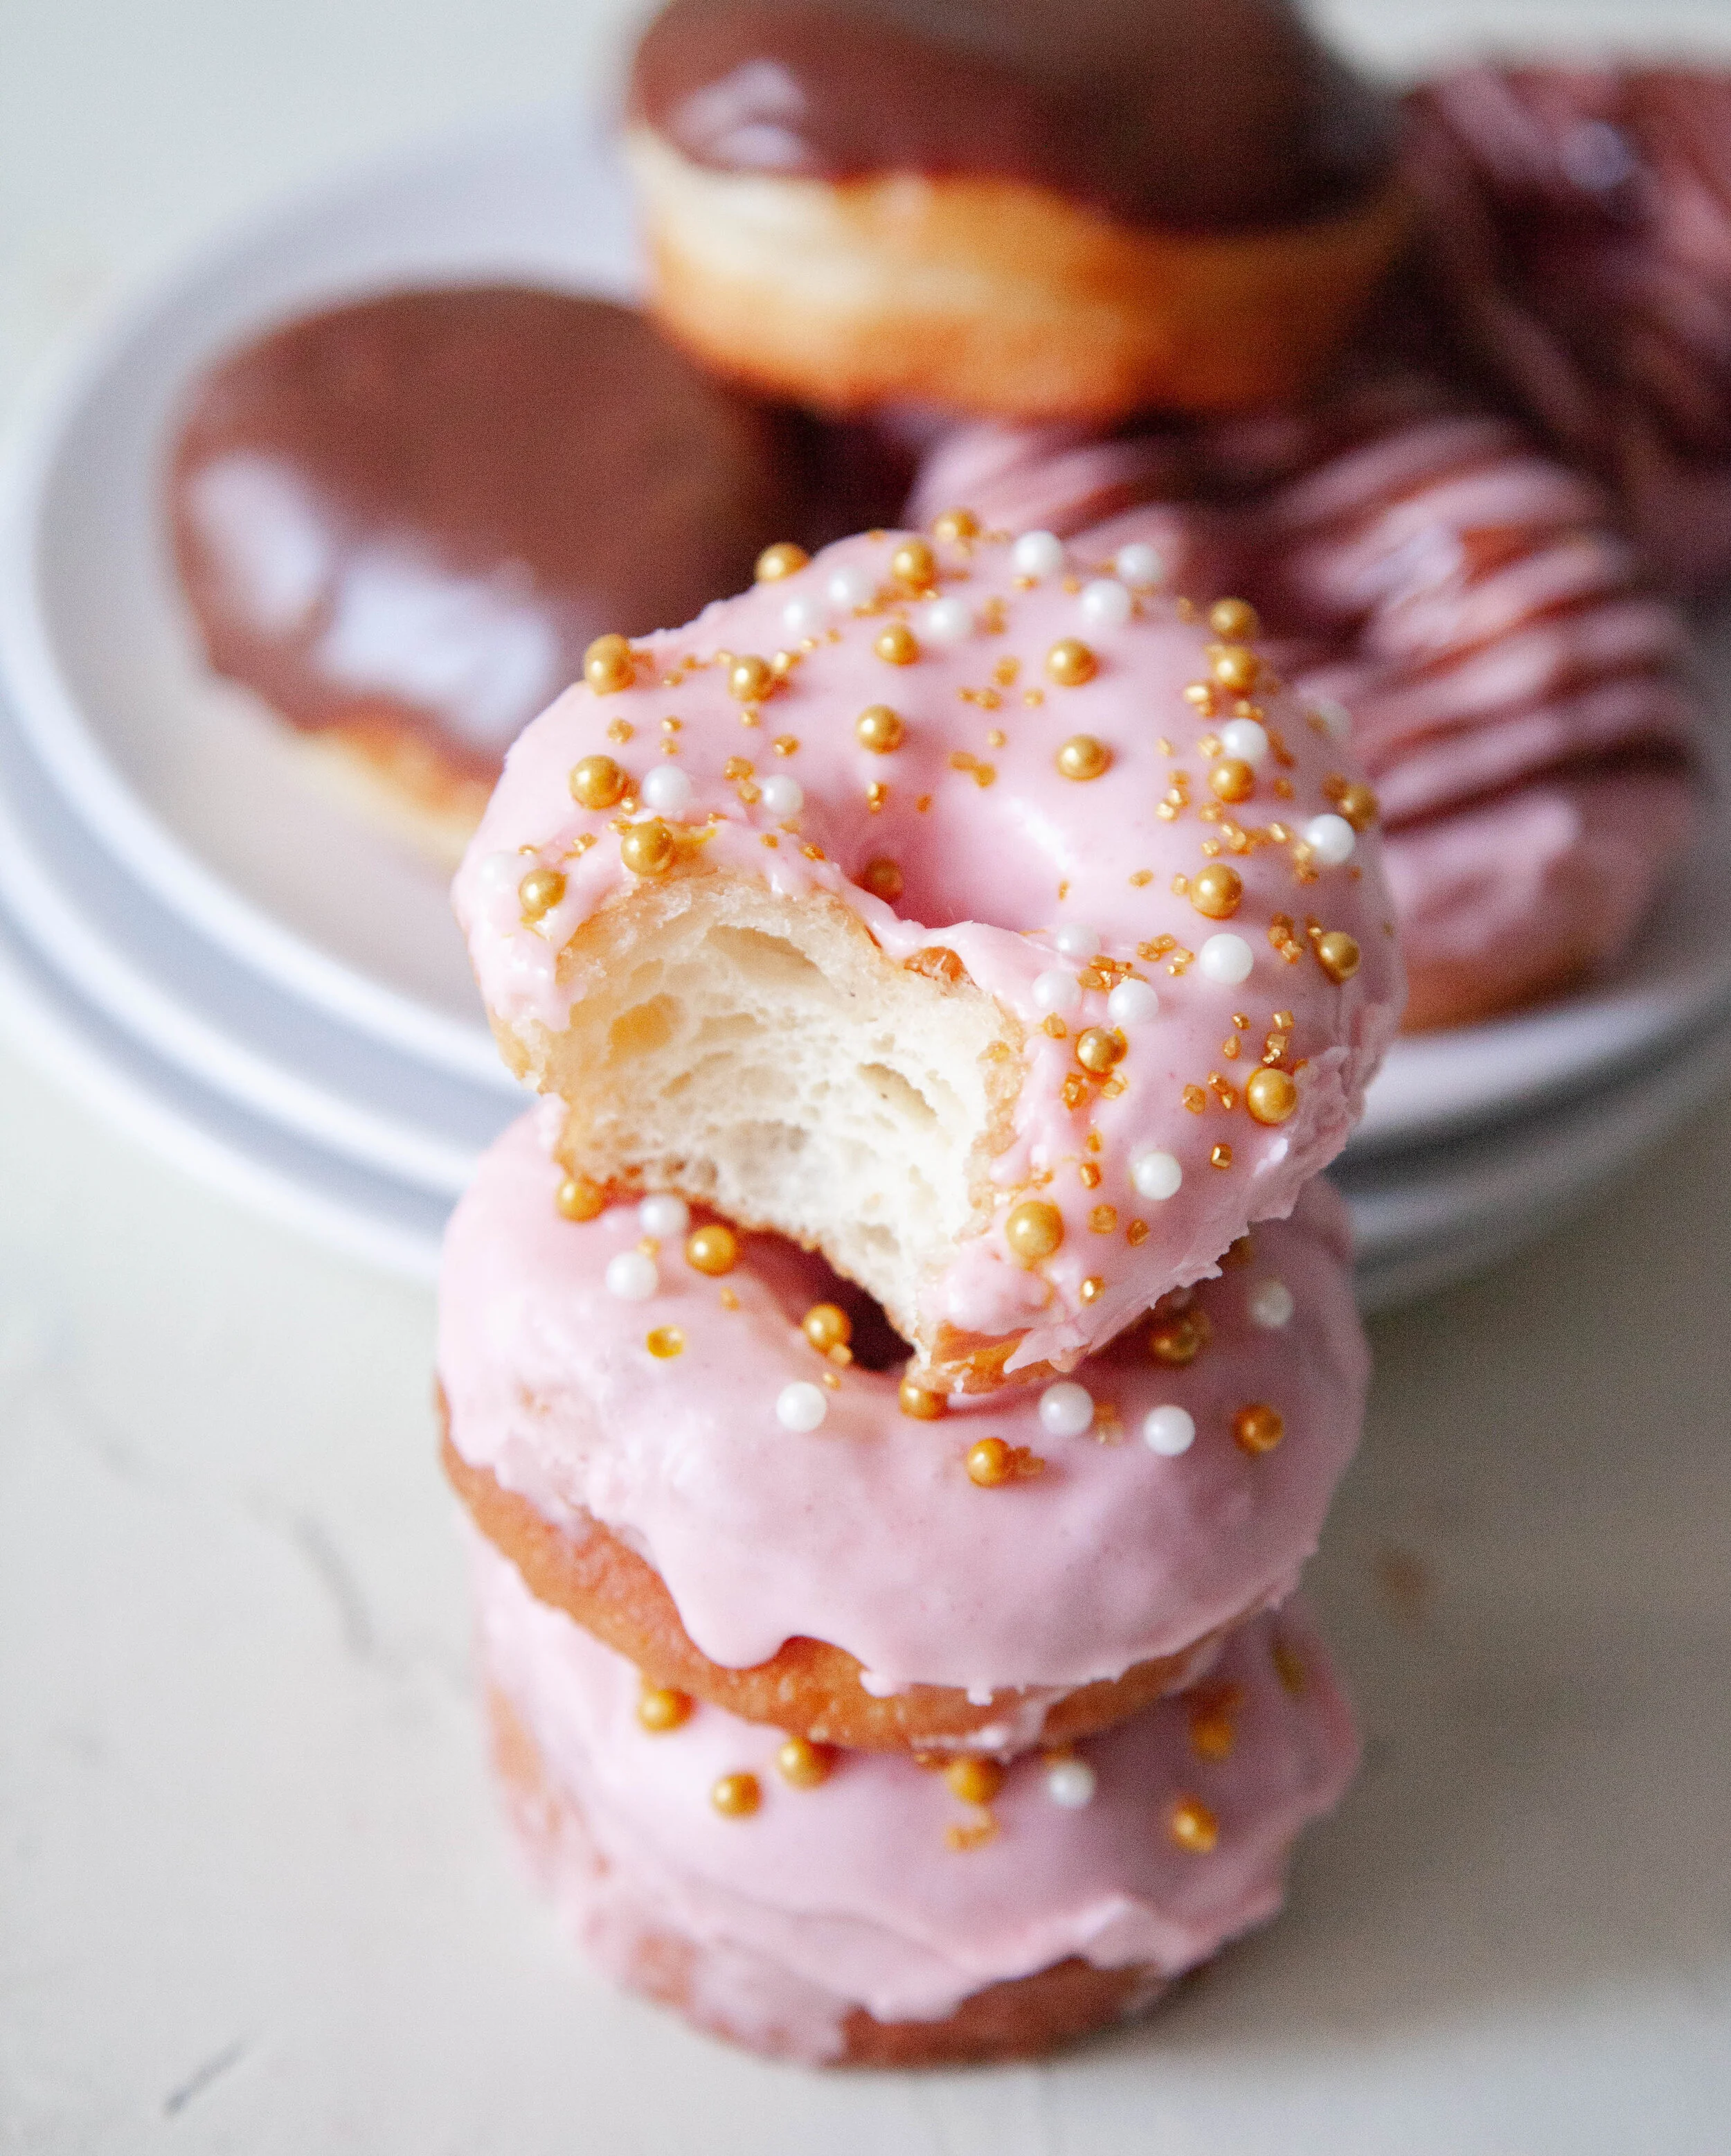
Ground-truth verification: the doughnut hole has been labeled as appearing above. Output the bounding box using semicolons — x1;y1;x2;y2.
521;872;1022;1353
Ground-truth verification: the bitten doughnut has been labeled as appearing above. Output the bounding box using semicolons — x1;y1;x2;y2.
1403;66;1731;599
170;286;902;865
439;1113;1368;1754
624;0;1408;419
454;524;1403;1388
475;1533;1358;2066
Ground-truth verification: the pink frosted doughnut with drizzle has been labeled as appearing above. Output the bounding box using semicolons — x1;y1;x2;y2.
454;524;1403;1389
475;1531;1358;2066
439;1112;1367;1756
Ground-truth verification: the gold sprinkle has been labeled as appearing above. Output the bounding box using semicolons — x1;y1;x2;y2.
932;507;980;544
1211;1143;1234;1169
1042;1014;1067;1040
718;1286;740;1311
555;1175;604;1222
636;1682;692;1734
755;541;809;582
1089;1204;1119;1234
1233;1403;1285;1454
860;857;904;903
1167;1795;1220;1853
993;656;1021;687
945;1818;1000;1852
645;1326;684;1360
986;727;1006;749
1126;1218;1149;1247
772;734;799;757
1078;1161;1102;1189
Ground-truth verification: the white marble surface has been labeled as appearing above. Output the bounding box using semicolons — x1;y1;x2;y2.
4;1;1731;2148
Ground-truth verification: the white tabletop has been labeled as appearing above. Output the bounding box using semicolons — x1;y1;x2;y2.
4;3;1731;2150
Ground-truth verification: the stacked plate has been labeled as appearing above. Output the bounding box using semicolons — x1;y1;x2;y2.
3;111;1729;1306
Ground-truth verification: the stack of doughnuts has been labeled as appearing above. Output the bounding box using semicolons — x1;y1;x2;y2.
439;515;1403;2061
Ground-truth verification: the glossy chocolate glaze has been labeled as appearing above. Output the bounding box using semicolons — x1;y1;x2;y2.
630;0;1397;232
171;287;904;779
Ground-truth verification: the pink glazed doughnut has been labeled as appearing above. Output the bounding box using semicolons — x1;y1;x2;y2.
439;1112;1367;1756
454;523;1403;1389
474;1531;1358;2066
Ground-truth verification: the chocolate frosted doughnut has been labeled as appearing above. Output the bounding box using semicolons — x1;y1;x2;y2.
625;0;1408;417
475;1531;1359;2065
170;287;902;863
438;1114;1368;1752
1403;65;1731;598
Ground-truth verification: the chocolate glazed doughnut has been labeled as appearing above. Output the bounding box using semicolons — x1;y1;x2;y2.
170;287;907;864
625;0;1408;417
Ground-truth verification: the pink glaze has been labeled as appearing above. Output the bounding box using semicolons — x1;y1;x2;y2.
454;526;1403;1367
474;1530;1358;2059
910;403;1702;1026
438;1114;1367;1698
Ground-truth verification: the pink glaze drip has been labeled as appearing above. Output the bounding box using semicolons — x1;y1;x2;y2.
439;1114;1368;1692
473;1531;1358;2054
454;526;1403;1364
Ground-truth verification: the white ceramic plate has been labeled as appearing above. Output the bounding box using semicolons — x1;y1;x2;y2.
3;106;1730;1159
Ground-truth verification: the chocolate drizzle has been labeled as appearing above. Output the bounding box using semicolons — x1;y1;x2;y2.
631;0;1397;232
170;287;899;778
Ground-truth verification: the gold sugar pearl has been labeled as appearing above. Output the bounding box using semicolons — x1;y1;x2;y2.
966;1436;1012;1486
1208;758;1255;805
1315;931;1361;984
890;537;937;589
1149;1310;1208;1366
931;507;980;543
729;654;775;702
802;1302;852;1354
710;1772;761;1818
1190;1710;1237;1761
685;1223;738;1276
1056;734;1111;781
518;866;566;922
636;1682;692;1734
1005;1200;1064;1265
1167;1794;1220;1854
855;704;905;754
944;1757;1005;1806
899;1375;947;1420
620;819;676;877
1075;1026;1127;1075
860;857;905;902
1046;639;1098;688
776;1736;834;1788
1189;864;1243;920
583;632;634;693
875;623;919;666
569;754;628;810
1208;598;1261;641
1335;782;1378;831
1244;1067;1298;1125
646;1326;685;1359
754;541;809;582
1210;644;1260;693
1233;1402;1285;1454
555;1174;604;1222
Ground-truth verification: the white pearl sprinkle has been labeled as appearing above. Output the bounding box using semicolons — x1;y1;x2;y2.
1045;1758;1097;1808
1032;968;1083;1016
776;1380;828;1432
1052;923;1099;960
1113;542;1166;588
605;1250;658;1301
780;592;828;640
757;774;804;819
478;850;523;893
638;1194;690;1239
1248;1279;1295;1330
1143;1405;1196;1456
1307;695;1352;740
640;764;694;814
1106;978;1160;1028
1079;578;1133;628
1219;718;1270;767
1038;1381;1094;1439
1303;812;1356;866
1012;530;1066;579
827;562;877;610
1197;933;1255;986
922;596;974;643
1129;1147;1183;1201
